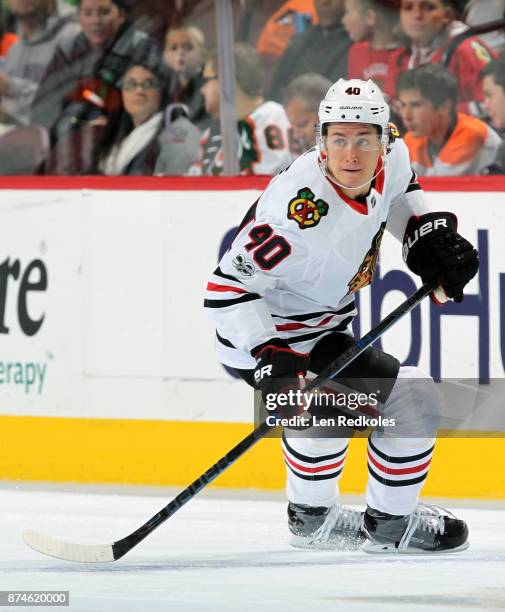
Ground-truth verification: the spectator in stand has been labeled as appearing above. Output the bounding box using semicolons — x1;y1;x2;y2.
90;57;199;175
482;54;505;172
397;63;501;175
31;0;158;174
267;0;350;102
0;2;18;60
465;0;505;55
190;43;292;175
385;0;497;117
32;0;155;138
282;72;331;156
163;25;209;131
0;31;18;59
0;0;78;127
256;0;318;60
126;0;202;48
343;0;400;91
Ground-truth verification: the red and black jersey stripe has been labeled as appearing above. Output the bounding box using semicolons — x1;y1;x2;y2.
285;316;354;344
271;301;356;323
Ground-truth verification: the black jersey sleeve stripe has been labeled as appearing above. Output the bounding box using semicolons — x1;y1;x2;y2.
286;316;354;344
236;200;258;234
216;331;236;348
213;266;245;285
367;464;428;487
204;293;261;308
406;170;422;193
368;437;435;464
272;302;356;322
282;433;347;463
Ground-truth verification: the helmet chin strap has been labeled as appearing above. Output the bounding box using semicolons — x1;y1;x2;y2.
319;146;388;192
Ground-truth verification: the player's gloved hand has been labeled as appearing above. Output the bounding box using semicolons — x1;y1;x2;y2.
402;212;479;303
252;341;309;418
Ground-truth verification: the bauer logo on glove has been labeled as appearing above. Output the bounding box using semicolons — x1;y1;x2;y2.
402;212;479;303
402;216;449;262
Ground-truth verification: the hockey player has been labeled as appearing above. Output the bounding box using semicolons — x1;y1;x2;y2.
204;79;478;553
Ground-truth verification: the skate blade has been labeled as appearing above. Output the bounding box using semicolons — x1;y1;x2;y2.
362;540;470;554
290;534;365;551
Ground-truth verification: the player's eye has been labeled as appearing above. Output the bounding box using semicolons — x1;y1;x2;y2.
333;138;347;148
356;137;371;148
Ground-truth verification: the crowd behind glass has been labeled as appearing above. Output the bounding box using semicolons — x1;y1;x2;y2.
0;0;504;176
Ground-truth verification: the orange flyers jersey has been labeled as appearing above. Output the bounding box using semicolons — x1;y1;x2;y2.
404;113;502;176
205;140;430;369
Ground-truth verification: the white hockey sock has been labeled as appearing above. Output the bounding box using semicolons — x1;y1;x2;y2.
282;431;349;508
366;434;435;516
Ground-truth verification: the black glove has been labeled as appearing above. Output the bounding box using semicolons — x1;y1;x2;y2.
252;341;309;417
402;212;479;303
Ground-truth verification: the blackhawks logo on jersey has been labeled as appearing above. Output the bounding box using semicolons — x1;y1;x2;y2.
348;222;386;294
287;188;329;229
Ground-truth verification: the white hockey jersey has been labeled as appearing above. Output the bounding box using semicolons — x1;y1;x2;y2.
189;100;292;176
205;140;430;369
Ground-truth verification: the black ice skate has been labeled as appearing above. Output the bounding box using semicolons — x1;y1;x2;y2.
362;503;469;554
288;502;366;550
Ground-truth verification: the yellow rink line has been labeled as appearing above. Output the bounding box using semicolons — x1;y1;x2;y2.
0;416;504;498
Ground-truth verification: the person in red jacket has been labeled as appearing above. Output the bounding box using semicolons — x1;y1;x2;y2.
343;0;400;92
384;0;497;116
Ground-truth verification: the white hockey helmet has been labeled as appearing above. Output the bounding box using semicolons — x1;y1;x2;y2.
317;78;391;150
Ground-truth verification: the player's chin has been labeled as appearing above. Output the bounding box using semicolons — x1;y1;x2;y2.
337;169;365;185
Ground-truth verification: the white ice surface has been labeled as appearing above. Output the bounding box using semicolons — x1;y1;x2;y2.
0;487;504;612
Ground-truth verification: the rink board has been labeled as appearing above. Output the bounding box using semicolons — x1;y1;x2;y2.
0;176;504;497
1;415;505;499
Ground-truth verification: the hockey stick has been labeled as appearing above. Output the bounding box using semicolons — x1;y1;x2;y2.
23;281;433;563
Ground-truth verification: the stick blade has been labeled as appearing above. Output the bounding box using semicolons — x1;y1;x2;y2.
23;529;115;563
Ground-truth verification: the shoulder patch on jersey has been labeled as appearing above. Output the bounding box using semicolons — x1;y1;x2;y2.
232;253;256;278
287;188;329;230
470;40;492;64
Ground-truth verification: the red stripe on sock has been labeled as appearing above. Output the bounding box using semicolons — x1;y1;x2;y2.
283;450;346;474
367;449;432;476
